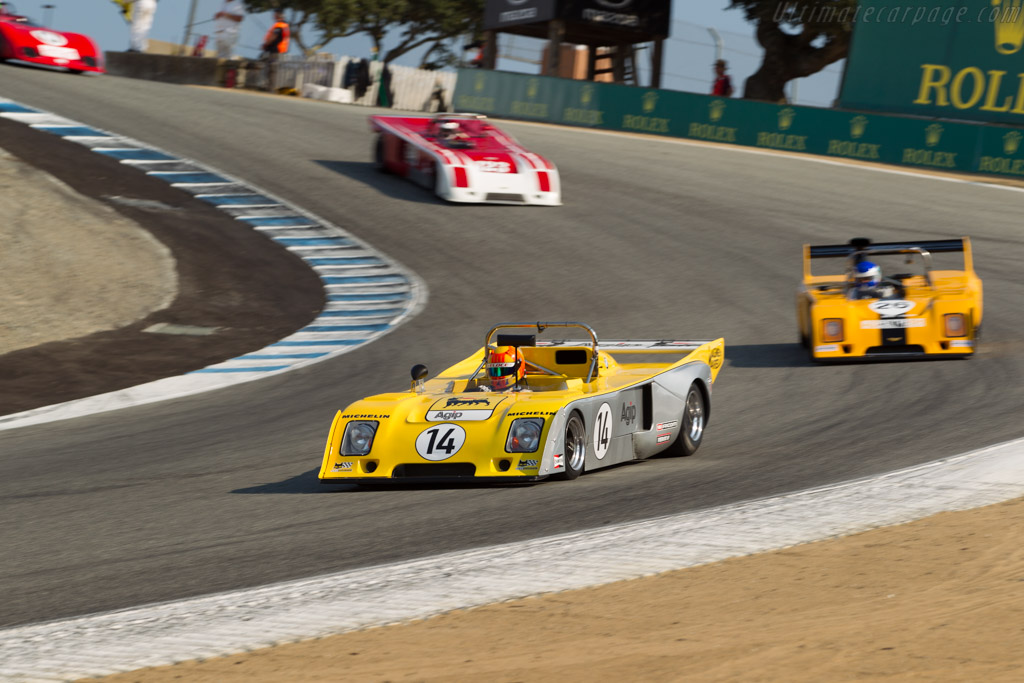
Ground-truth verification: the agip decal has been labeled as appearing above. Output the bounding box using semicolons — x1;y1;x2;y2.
426;396;505;421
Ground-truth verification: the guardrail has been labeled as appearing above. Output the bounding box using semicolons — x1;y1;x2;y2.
452;68;1024;181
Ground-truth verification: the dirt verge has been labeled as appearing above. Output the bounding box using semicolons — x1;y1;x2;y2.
0;117;324;417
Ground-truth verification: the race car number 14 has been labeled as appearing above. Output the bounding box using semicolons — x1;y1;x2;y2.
416;423;466;461
594;403;612;460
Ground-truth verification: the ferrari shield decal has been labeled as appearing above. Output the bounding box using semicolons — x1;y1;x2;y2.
868;300;916;317
415;423;467;461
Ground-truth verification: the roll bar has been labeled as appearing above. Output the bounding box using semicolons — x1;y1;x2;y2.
483;322;600;383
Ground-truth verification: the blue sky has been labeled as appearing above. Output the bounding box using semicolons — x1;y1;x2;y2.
11;0;843;107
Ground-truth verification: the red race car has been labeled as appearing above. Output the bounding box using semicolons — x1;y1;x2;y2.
370;113;561;205
0;3;104;73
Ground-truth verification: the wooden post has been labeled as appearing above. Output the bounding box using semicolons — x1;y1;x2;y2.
546;19;565;77
612;43;626;83
651;38;664;89
483;30;497;69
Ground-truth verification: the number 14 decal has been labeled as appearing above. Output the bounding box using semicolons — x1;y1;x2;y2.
416;423;467;461
594;403;612;460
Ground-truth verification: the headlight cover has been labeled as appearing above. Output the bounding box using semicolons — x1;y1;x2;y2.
944;313;966;337
341;421;378;456
506;418;544;453
822;318;844;342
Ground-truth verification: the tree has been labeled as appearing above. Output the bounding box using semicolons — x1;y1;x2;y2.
730;0;855;102
244;0;483;65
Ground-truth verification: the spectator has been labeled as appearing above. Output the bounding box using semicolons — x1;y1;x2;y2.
428;79;448;113
712;59;734;97
213;0;244;59
261;10;290;91
127;0;157;53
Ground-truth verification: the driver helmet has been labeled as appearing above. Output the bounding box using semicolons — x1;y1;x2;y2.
486;345;525;391
439;121;460;138
853;260;881;287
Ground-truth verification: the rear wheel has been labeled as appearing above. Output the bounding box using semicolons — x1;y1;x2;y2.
663;384;705;456
552;412;586;480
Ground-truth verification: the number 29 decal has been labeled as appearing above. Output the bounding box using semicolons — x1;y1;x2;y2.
594;403;612;460
416;423;467;461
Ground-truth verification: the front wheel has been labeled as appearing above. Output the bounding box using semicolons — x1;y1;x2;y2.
373;135;388;173
434;161;445;196
552;412;586;480
663;384;705;456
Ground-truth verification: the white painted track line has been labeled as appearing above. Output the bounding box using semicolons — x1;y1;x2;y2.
2;437;1023;681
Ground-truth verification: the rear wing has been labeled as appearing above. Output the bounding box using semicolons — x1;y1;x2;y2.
537;340;716;353
803;237;973;280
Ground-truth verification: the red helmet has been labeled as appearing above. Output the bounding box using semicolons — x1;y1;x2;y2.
487;345;525;391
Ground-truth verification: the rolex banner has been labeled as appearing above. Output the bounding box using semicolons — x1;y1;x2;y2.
455;67;1024;179
839;0;1024;125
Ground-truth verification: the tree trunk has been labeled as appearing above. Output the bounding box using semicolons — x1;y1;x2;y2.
743;15;849;102
743;52;793;102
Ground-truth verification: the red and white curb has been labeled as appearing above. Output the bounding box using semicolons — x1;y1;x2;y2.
0;98;427;432
1;437;1022;681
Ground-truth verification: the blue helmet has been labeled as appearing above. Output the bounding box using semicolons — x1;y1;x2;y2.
853;260;881;286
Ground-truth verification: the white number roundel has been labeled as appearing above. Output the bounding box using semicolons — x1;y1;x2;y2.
868;300;915;317
30;30;68;46
593;403;612;460
415;423;466;461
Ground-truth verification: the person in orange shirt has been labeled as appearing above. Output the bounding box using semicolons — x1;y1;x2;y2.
261;10;289;90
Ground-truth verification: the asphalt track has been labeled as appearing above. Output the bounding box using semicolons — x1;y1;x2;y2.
2;68;1024;629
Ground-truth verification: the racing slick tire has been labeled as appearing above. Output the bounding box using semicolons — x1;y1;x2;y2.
552;412;586;481
434;161;445;196
663;383;705;457
373;135;388;173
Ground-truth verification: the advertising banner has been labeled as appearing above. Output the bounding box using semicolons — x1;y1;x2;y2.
561;0;672;38
483;0;557;30
840;0;1024;125
453;68;1024;180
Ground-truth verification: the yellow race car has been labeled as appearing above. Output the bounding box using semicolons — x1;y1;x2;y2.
319;322;725;484
796;237;982;362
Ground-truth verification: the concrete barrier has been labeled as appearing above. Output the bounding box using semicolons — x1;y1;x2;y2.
104;51;227;87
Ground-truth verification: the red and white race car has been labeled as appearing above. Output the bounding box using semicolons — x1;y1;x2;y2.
0;3;104;74
370;113;561;206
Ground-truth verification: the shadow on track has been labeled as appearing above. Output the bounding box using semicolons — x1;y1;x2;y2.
724;343;808;368
232;468;540;494
314;159;445;205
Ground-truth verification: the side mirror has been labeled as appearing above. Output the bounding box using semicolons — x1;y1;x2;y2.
410;364;428;392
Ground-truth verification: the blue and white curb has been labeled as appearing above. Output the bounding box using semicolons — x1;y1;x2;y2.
1;437;1022;681
0;98;427;431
